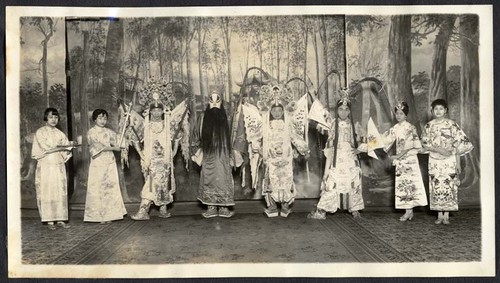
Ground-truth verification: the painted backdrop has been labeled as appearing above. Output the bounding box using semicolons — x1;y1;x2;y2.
19;14;480;208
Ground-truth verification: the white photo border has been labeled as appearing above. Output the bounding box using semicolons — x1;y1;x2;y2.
6;5;495;278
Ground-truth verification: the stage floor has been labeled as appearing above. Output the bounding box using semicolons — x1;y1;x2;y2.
20;210;481;264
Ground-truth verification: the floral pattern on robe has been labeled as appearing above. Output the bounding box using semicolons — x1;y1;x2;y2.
383;121;427;209
84;126;127;222
31;126;72;222
309;101;364;213
261;114;307;204
141;118;175;206
421;118;473;211
318;119;364;213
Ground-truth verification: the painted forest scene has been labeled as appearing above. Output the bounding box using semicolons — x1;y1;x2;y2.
19;14;480;208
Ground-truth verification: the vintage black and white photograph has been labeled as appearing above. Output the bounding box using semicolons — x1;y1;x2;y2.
6;5;495;278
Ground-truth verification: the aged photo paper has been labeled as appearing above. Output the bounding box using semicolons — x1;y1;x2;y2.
6;4;495;278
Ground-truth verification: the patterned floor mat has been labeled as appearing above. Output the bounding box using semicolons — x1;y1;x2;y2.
21;210;481;264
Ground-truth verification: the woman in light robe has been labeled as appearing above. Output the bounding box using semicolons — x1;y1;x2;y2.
31;108;74;230
84;109;127;224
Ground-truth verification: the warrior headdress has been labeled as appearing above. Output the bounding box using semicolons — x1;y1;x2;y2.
256;84;297;112
337;87;352;107
134;77;191;172
137;77;177;113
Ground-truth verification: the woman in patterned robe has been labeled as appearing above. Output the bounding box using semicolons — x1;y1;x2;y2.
31;108;74;230
422;99;473;225
84;109;127;224
382;102;427;221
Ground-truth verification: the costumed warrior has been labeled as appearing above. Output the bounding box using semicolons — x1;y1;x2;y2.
130;79;191;220
239;84;309;217
308;89;365;219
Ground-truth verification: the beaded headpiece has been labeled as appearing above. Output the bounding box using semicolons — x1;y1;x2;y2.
137;77;176;111
395;101;406;111
257;83;296;112
337;88;352;106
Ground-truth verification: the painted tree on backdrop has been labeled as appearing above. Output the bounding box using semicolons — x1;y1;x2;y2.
194;18;211;103
459;14;480;193
412;14;460;111
19;78;44;182
219;17;233;105
411;14;480;193
203;38;227;95
97;18;130;202
21;17;56;107
346;16;386;81
387;15;420;133
66;19;107;202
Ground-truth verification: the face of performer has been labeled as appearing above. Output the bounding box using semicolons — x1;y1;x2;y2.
270;105;284;120
395;109;407;123
209;93;222;109
432;105;447;119
95;113;108;128
46;112;59;127
150;107;163;121
337;105;350;121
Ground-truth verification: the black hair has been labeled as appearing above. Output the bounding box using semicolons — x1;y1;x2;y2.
43;108;59;121
431;99;448;110
201;103;231;155
92;109;108;121
395;102;410;116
